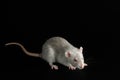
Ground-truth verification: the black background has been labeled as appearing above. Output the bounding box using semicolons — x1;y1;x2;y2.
1;0;119;80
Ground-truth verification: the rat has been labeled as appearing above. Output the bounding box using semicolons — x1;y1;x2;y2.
5;37;88;70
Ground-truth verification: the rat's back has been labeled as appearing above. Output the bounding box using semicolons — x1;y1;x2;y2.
43;37;73;51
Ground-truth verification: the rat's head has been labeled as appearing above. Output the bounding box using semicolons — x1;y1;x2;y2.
65;46;88;69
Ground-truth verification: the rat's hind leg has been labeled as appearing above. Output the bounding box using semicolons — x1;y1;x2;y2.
49;63;58;70
42;46;58;70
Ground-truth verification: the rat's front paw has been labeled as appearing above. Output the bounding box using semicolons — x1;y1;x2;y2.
68;64;76;70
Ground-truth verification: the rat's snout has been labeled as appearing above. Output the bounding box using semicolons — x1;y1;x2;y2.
79;63;88;69
79;63;85;69
79;65;84;69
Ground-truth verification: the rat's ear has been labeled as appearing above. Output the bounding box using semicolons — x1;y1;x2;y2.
79;46;83;53
65;52;71;58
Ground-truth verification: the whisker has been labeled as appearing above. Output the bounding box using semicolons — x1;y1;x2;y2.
85;57;97;64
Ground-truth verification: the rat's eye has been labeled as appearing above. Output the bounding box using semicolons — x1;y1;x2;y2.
74;58;77;62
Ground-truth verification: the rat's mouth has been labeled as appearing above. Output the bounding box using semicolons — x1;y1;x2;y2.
78;65;84;69
78;63;88;69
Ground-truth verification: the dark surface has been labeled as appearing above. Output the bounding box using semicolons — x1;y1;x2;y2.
1;0;118;80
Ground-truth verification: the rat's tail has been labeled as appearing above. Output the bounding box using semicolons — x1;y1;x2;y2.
5;42;41;57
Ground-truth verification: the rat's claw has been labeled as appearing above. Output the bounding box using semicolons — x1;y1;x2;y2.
51;65;59;70
68;64;76;70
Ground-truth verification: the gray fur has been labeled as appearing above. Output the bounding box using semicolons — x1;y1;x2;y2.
5;37;87;70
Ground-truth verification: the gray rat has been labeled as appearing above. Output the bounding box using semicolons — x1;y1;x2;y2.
5;37;87;70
